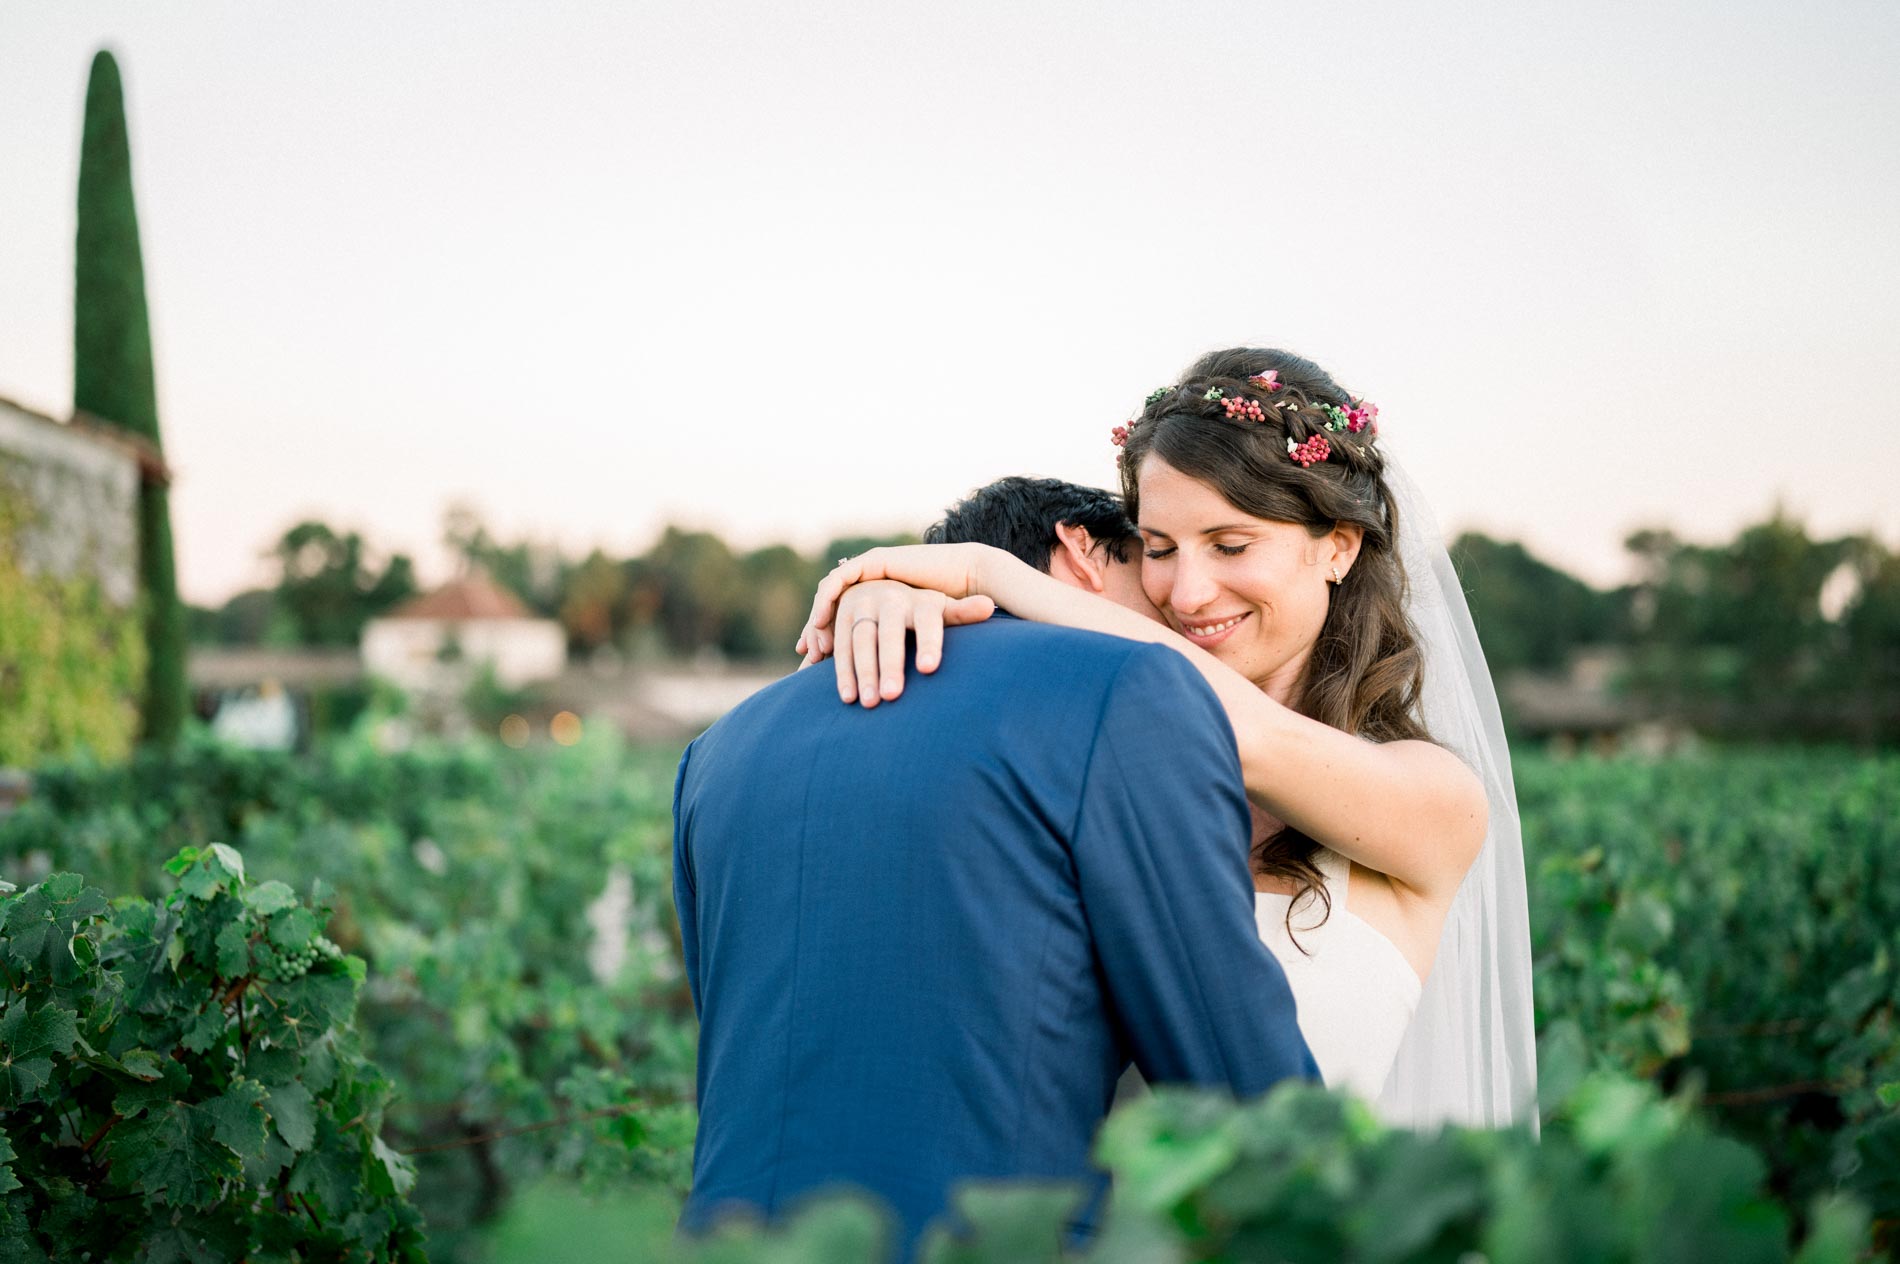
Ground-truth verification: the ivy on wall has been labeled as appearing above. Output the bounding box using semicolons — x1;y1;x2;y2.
0;484;144;767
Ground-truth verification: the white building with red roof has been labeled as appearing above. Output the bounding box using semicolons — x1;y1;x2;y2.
360;570;565;692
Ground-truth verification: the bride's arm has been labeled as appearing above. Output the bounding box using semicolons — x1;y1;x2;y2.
802;544;1488;901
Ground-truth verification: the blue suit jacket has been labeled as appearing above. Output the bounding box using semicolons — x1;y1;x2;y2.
673;616;1317;1255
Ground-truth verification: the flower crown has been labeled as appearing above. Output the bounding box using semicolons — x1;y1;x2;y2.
1110;369;1380;468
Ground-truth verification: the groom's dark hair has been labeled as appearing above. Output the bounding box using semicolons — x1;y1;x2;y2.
925;477;1138;573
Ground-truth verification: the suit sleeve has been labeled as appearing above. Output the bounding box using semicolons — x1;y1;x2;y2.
671;738;702;1018
1072;645;1321;1095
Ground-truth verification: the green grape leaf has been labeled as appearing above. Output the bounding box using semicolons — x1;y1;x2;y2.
1792;1193;1873;1264
119;1049;165;1081
179;1003;226;1054
266;907;320;955
368;1132;417;1199
213;921;251;979
131;1207;250;1264
104;1103;239;1209
1;874;108;986
1094;1094;1241;1215
266;1081;317;1152
240;1130;297;1188
203;1079;270;1159
288;1119;361;1216
206;844;246;883
0;1131;20;1197
0;1192;52;1264
242;881;298;916
178;850;239;902
0;1002;80;1106
1353;1134;1489;1260
114;1058;190;1118
919;1183;1085;1264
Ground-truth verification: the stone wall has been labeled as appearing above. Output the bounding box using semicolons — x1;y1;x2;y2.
0;396;140;606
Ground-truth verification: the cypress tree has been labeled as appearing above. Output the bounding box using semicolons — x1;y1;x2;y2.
74;49;187;746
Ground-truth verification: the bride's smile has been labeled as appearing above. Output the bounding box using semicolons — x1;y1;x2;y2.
1135;455;1357;700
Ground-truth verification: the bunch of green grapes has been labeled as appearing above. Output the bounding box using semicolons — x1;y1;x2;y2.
271;935;343;982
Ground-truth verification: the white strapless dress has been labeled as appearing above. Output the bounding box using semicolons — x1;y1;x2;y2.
1254;847;1423;1105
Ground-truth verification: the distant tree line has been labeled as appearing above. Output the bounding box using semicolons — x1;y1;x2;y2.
191;506;1900;743
188;506;916;666
1453;510;1899;742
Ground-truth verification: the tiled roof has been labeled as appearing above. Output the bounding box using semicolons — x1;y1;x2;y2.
384;572;534;621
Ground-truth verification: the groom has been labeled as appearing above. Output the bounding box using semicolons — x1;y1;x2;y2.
672;477;1317;1256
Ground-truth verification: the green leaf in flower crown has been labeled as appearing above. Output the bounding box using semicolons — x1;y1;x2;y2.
0;1002;80;1107
241;880;297;916
203;1078;270;1159
266;1080;316;1152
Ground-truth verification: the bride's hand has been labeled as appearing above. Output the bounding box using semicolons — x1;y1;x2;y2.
795;543;994;662
802;579;995;706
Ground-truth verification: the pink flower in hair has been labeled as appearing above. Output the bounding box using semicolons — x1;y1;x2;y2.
1248;370;1281;392
1345;400;1380;433
1286;433;1331;467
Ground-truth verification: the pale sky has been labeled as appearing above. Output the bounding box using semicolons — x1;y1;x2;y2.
3;1;1896;603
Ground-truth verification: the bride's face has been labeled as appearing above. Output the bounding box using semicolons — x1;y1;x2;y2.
1134;456;1348;695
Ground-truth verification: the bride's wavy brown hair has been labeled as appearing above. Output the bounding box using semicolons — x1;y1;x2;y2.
1117;347;1430;934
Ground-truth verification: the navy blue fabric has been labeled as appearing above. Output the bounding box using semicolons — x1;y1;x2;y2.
673;617;1318;1257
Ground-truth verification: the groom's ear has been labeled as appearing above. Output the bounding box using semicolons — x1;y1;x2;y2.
1049;521;1108;594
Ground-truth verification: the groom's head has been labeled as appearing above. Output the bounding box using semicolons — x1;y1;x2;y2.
925;477;1158;618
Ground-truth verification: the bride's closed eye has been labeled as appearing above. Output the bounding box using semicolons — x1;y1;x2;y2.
1143;546;1176;561
1212;543;1250;557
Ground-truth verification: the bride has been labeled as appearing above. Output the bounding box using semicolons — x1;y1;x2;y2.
797;347;1537;1128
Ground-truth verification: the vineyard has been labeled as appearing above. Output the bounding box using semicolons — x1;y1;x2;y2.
1;733;1895;1261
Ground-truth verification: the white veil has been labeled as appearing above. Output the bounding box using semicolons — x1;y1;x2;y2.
1374;455;1539;1132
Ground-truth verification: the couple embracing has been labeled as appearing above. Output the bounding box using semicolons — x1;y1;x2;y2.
671;347;1536;1256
